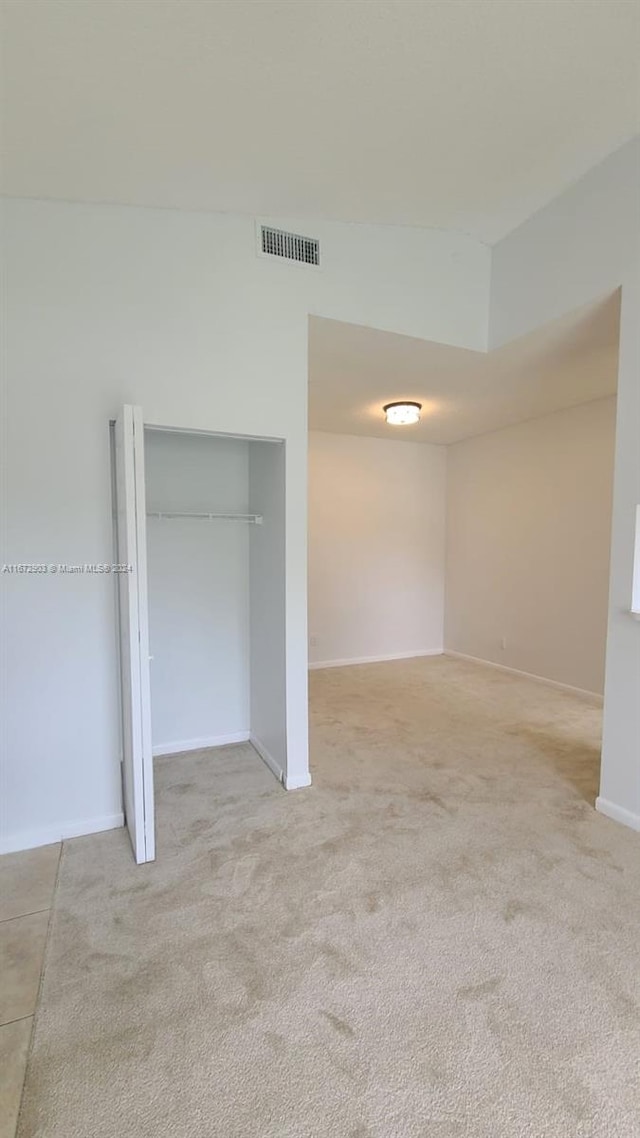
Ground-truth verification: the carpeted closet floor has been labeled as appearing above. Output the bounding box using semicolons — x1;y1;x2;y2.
16;656;640;1138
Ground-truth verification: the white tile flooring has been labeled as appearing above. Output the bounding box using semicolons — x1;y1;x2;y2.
0;844;60;1138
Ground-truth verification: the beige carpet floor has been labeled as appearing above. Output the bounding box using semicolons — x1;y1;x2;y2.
17;656;640;1137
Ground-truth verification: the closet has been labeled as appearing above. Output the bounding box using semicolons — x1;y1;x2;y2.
145;429;255;755
145;425;286;762
113;409;288;864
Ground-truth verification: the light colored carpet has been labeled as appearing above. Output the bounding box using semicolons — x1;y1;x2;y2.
17;656;640;1137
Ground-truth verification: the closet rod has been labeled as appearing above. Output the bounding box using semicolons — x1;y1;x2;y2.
147;511;263;524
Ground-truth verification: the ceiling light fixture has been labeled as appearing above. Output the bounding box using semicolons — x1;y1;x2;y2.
383;401;422;426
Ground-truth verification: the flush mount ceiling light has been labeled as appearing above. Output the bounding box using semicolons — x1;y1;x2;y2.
383;401;422;426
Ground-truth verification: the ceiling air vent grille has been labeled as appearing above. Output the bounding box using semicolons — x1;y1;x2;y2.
260;225;320;267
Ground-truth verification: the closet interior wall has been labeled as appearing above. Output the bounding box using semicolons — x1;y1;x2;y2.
144;428;251;756
144;428;288;781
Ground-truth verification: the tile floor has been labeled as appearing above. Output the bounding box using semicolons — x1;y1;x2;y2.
0;844;60;1138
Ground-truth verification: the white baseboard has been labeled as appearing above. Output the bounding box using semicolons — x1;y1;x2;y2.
596;797;640;832
250;733;285;785
444;650;603;702
0;812;124;855
249;734;312;792
285;772;313;790
153;731;250;757
309;648;443;671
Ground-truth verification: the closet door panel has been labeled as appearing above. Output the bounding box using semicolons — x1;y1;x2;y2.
114;404;155;863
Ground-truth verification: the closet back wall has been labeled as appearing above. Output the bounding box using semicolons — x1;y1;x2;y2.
144;430;250;754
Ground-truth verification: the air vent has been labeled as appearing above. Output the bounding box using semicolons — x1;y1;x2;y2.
259;225;320;267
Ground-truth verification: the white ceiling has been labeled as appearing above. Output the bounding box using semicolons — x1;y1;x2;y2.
2;1;639;243
308;293;620;445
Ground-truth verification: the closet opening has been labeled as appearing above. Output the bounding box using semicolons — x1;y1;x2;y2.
113;409;289;864
145;425;286;797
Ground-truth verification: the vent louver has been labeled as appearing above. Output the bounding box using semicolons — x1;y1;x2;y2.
260;225;320;267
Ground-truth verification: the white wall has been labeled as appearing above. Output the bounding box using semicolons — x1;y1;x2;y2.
308;432;446;666
6;138;635;848
445;398;616;695
144;429;250;754
490;137;640;829
0;198;490;852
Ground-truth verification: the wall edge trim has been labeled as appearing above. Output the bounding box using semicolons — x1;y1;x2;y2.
592;796;637;833
309;648;443;671
250;733;285;785
444;650;603;702
284;772;313;790
153;731;250;757
595;797;640;832
0;813;124;855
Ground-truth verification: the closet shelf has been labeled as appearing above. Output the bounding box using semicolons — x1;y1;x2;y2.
147;511;263;524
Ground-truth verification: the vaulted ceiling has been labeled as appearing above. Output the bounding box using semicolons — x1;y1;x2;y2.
2;0;639;243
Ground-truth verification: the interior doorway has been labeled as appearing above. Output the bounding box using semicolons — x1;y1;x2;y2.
306;293;622;804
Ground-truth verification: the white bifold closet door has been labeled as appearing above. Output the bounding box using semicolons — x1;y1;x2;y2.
114;404;155;863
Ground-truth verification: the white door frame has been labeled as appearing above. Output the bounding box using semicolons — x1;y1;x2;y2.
114;405;155;863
